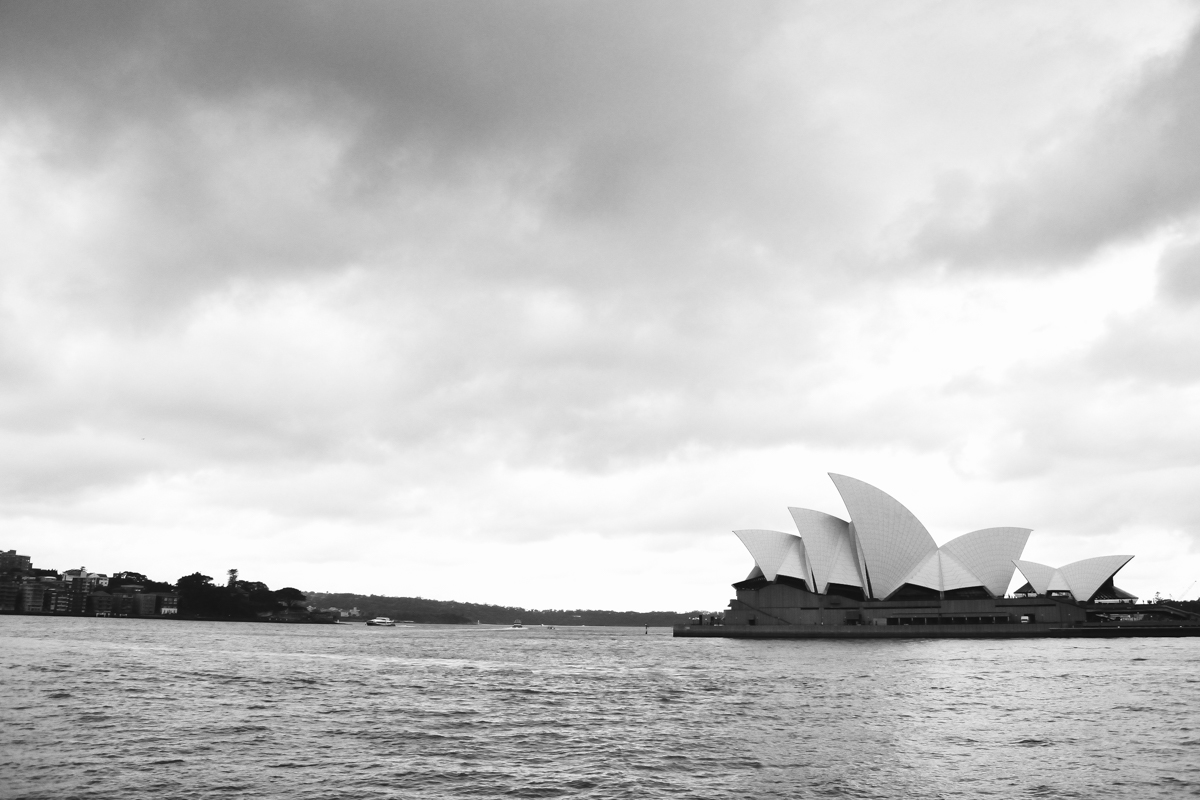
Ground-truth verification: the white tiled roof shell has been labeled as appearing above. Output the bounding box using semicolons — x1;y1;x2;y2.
903;549;943;590
787;508;863;593
1013;560;1057;595
1059;555;1134;602
940;527;1032;597
938;551;985;591
829;474;938;599
734;530;791;581
901;550;986;592
849;523;872;590
1047;570;1072;592
829;526;867;590
777;537;815;587
734;530;812;586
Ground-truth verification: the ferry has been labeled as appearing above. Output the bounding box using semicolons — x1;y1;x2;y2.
365;617;396;627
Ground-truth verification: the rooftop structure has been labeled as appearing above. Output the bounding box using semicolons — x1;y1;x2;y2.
1;550;32;574
735;473;1131;604
673;474;1200;639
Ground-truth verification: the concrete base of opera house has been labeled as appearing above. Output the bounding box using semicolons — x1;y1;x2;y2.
674;622;1200;639
681;579;1200;639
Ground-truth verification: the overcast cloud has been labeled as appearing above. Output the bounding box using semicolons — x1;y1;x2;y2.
2;1;1199;610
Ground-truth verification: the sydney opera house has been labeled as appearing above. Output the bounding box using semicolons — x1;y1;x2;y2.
676;474;1200;638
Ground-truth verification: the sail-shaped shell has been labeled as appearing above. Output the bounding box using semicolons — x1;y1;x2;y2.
1058;555;1134;602
734;530;815;589
903;549;942;591
1013;555;1134;601
828;474;938;599
938;550;985;591
776;538;814;586
787;508;864;593
901;549;987;593
1013;560;1057;595
940;527;1032;597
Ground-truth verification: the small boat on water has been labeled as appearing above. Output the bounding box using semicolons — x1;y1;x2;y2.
504;619;526;630
365;617;396;627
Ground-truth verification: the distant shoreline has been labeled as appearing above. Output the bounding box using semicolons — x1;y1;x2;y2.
0;611;679;627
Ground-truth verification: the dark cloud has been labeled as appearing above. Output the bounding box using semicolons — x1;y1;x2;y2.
0;0;861;344
2;2;760;145
916;23;1200;269
0;0;869;483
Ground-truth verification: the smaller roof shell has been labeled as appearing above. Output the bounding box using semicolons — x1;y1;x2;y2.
902;549;988;593
734;530;815;589
938;550;986;591
940;527;1031;597
776;538;814;585
903;549;943;591
1013;556;1135;601
1059;555;1134;602
1013;560;1057;595
788;508;864;593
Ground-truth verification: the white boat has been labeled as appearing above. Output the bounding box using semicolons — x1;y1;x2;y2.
365;617;396;626
504;619;526;630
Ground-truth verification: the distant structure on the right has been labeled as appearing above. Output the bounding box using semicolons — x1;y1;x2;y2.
676;474;1200;639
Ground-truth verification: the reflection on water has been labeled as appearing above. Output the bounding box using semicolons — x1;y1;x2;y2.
2;617;1197;799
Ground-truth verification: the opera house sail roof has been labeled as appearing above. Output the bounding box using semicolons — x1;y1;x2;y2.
733;473;1135;604
1013;555;1135;603
676;474;1200;639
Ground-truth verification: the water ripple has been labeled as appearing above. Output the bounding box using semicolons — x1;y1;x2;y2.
2;617;1198;799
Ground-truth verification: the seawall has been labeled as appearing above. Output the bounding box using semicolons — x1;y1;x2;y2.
673;622;1200;639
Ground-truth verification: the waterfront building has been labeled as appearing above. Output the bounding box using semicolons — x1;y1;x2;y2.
88;590;114;617
110;591;136;617
0;550;32;575
18;582;46;613
0;581;19;611
62;569;110;590
134;592;158;617
45;584;72;615
678;474;1199;639
144;592;179;615
117;590;180;616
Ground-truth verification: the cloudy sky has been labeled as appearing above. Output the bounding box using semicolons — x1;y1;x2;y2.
3;1;1200;611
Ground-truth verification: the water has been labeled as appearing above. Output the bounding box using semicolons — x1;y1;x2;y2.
2;617;1198;799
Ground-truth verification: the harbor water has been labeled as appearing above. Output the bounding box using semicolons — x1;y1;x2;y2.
2;616;1198;799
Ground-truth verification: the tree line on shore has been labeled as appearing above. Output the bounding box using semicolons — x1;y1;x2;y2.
23;562;706;624
108;569;308;618
305;591;698;626
175;570;309;618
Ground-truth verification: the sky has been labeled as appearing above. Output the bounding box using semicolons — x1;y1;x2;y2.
3;0;1200;611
